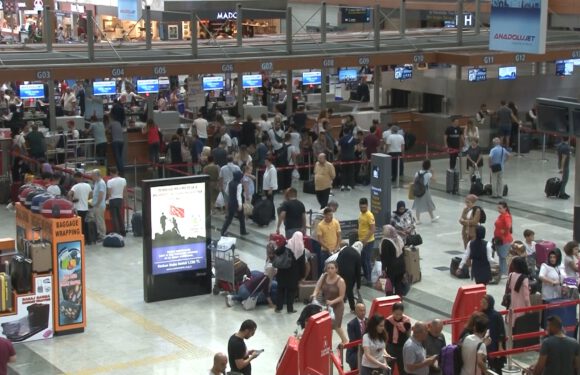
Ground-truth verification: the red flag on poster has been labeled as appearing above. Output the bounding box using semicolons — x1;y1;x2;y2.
169;205;184;218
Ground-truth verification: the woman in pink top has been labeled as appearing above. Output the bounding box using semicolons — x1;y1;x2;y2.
506;256;530;326
494;201;513;275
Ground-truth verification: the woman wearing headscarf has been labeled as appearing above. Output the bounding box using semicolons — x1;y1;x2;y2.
539;249;563;301
507;256;531;325
457;225;494;285
390;201;416;244
380;225;406;296
459;194;482;249
481;295;506;375
275;232;305;314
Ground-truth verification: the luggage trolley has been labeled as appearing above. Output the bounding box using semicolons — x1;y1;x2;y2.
210;237;238;295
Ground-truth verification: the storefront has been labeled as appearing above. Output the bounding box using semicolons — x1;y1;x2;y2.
163;0;286;40
55;2;95;40
95;5;162;41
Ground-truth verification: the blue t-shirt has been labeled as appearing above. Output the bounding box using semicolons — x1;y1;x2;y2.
489;145;508;168
93;179;107;209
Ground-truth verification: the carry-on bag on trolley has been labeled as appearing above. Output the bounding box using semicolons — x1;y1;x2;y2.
24;227;52;273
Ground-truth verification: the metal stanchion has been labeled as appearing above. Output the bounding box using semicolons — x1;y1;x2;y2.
541;133;548;162
396;156;400;188
516;126;522;157
506;308;514;371
425;143;429;159
458;153;464;182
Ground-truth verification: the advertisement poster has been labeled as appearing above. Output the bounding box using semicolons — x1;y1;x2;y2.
150;183;207;275
0;275;53;343
489;0;547;54
118;0;141;21
57;241;83;326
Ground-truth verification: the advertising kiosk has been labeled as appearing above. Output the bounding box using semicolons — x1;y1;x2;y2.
10;203;87;340
142;175;212;302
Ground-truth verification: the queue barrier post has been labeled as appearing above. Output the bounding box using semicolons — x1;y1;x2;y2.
516;126;522;157
541;133;548;162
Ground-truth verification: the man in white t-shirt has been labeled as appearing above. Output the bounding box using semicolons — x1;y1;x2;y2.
258;113;272;133
61;88;77;116
460;316;489;375
68;172;92;236
192;112;209;145
386;126;405;182
106;166;127;236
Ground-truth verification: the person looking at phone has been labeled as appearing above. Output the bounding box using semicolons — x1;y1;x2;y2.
403;321;437;375
460;314;489;375
227;320;260;375
360;314;394;375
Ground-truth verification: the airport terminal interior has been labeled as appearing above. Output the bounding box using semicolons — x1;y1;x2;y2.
0;0;580;373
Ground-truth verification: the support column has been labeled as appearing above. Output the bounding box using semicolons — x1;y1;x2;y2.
575;147;580;241
237;74;244;118
44;6;52;52
373;66;381;110
475;0;481;34
399;0;406;36
457;0;464;46
145;6;152;50
286;7;292;54
87;10;94;61
286;70;293;116
48;80;56;131
374;4;380;51
236;3;243;47
191;12;198;58
321;2;327;43
321;67;328;110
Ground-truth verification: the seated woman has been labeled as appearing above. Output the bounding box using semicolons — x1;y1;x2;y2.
390;201;416;245
225;271;275;309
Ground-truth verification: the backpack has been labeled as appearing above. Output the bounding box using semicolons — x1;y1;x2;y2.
440;340;483;375
272;247;293;269
412;172;427;198
102;233;125;248
474;206;486;224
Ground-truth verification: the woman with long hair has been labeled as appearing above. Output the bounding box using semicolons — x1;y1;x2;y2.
507;256;531;325
360;314;394;375
459;194;482;248
142;118;161;165
562;241;579;279
311;261;348;345
380;225;406;296
494;201;513;275
385;302;411;375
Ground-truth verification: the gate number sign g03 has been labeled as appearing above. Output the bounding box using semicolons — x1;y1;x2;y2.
36;70;51;80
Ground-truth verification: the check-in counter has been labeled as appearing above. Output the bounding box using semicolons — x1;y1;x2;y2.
306;93;335;105
56;116;85;130
243;104;267;120
106;128;149;168
153;111;180;131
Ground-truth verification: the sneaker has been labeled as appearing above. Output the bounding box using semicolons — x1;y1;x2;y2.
431;216;440;223
226;295;234;307
340;186;346;191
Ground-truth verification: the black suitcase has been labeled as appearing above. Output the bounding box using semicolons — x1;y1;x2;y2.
85;220;97;245
10;255;32;294
131;212;143;237
450;256;469;279
0;179;10;204
469;177;484;196
513;312;541;348
519;133;531;154
483;184;492;196
303;180;315;195
446;169;459;194
251;199;274;226
545;177;561;198
502;184;508;197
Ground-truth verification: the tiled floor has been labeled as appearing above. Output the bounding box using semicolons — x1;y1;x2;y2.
1;149;574;374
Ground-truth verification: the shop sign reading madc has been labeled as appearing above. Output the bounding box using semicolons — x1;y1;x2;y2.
217;11;238;20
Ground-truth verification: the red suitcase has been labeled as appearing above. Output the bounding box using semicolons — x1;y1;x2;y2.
40;197;75;218
31;193;54;214
536;240;557;268
24;189;46;209
18;186;43;204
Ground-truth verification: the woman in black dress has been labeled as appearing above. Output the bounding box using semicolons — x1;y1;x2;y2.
380;225;407;296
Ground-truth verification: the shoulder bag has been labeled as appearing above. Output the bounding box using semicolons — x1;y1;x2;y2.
501;274;512;308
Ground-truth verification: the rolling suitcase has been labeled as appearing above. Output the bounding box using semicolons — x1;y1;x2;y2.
40;197;74;218
10;255;32;294
446;169;459;194
469;175;484;196
298;280;317;304
0;178;10;204
519;133;531;154
544;177;562;198
513;312;541;348
131;212;143;237
0;260;12;312
303;180;315;195
24;189;46;209
535;240;556;268
450;256;469;279
24;227;52;273
544;298;578;338
404;247;421;283
18;186;43;205
85;219;98;245
251;199;274;226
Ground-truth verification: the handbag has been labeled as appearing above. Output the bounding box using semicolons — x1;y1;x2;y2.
241;276;268;311
501;274;512;308
491;164;502;173
407;183;415;200
406;234;423;247
242;202;253;216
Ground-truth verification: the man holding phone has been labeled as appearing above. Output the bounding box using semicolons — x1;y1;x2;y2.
403;322;437;375
228;320;260;375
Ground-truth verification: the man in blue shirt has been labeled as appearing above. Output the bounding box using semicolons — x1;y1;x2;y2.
488;137;510;198
557;137;571;199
